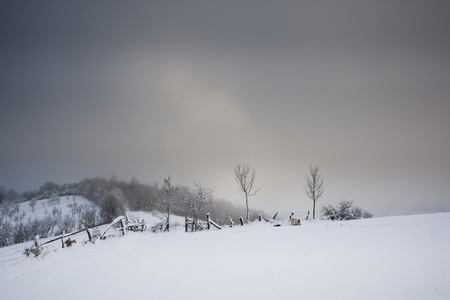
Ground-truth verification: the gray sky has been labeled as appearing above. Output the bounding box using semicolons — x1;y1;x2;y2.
1;1;450;217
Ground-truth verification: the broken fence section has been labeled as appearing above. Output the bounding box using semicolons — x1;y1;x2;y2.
185;213;222;232
25;216;147;257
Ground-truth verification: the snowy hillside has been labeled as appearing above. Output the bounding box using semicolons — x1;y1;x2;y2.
21;196;94;219
1;213;449;300
0;195;190;248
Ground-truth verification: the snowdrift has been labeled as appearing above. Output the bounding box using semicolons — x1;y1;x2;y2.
1;212;449;300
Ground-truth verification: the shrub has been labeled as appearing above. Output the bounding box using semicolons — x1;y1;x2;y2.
321;200;373;221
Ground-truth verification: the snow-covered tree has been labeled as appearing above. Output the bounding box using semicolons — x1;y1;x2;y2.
100;188;127;222
59;214;76;234
47;193;60;206
157;177;178;231
29;197;37;213
187;182;213;223
0;221;13;247
80;205;98;228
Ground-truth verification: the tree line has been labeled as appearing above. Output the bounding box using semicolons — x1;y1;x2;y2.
0;164;374;247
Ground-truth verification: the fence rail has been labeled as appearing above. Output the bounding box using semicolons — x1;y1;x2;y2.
42;221;110;247
21;216;148;258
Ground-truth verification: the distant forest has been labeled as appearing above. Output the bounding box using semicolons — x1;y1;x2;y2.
0;176;266;247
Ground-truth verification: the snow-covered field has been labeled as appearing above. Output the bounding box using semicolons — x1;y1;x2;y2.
1;212;449;300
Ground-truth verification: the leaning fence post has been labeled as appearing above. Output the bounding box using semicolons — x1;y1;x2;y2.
207;213;211;230
86;228;93;242
239;217;244;226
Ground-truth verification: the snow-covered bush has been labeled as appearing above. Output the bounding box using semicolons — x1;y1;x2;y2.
321;200;373;221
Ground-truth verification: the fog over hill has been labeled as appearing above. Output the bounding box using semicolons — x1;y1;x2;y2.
1;1;450;217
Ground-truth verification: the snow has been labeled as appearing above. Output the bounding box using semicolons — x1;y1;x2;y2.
1;212;449;299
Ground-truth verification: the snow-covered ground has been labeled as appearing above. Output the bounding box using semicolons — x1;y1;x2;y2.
1;212;449;300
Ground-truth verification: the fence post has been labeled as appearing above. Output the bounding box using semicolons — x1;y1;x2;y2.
34;235;42;256
239;217;244;226
61;231;65;248
207;213;211;230
185;217;188;232
273;212;278;220
120;218;126;236
86;228;93;242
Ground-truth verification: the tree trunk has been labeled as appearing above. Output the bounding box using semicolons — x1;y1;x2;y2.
245;193;249;223
166;214;170;232
313;200;316;219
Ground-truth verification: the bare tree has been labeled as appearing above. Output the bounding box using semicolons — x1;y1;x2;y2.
189;182;213;221
304;166;324;219
158;177;177;232
234;163;260;223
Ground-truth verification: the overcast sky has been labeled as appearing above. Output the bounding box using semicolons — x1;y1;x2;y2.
1;1;449;217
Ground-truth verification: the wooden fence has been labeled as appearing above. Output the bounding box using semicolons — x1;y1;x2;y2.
24;215;147;257
185;213;222;232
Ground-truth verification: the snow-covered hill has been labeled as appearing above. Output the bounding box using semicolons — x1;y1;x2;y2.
1;212;449;300
1;196;189;248
19;196;95;220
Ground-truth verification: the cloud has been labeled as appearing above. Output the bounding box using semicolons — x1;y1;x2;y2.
1;1;449;216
